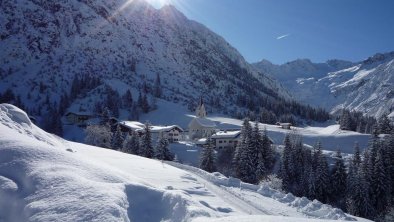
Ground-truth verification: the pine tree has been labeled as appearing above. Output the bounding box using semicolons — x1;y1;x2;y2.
200;136;216;173
122;131;140;155
330;149;347;209
111;125;124;150
153;73;162;98
347;168;374;218
155;134;173;161
122;90;133;109
85;124;112;148
141;93;150;113
280;134;292;191
378;113;392;134
233;118;256;183
313;142;331;203
372;148;390;215
339;109;352;130
140;122;154;158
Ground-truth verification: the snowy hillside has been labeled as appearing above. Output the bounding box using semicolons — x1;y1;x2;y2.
253;52;394;118
0;105;372;222
0;0;289;121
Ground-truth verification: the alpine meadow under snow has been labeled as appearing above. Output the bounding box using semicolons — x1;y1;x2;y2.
0;104;372;222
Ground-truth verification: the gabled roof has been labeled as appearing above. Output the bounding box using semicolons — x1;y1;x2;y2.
211;130;241;139
118;121;144;131
119;121;184;133
149;125;184;133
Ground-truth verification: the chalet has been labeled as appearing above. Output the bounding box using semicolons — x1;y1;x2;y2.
211;130;274;149
118;121;144;133
65;112;94;125
188;97;217;140
211;130;241;149
117;121;184;143
277;122;292;130
150;125;184;143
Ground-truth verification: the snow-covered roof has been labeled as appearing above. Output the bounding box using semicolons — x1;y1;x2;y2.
118;121;144;131
211;130;241;139
193;117;217;128
195;138;207;145
149;125;184;133
119;121;183;133
388;111;394;118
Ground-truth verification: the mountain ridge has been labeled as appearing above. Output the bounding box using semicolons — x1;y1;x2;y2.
253;51;394;118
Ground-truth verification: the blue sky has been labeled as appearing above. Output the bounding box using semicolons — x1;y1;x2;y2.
152;0;394;64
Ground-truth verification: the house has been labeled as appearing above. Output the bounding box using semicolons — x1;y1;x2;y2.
65;112;94;125
150;125;184;143
211;130;241;149
277;122;292;130
118;121;184;143
211;129;274;149
118;121;144;133
188;97;217;140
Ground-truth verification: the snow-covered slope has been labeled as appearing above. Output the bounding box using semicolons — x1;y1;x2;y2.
0;104;371;221
0;0;288;118
253;52;394;118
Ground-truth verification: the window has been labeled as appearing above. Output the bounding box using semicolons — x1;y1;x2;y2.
169;133;173;136
229;140;232;143
219;140;222;143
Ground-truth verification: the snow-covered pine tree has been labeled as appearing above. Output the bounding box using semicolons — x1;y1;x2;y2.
200;136;216;173
330;149;347;209
339;109;352;130
347;168;374;218
85;124;112;148
122;130;140;155
233;118;256;183
372;148;390;215
155;134;174;161
261;127;274;171
140;122;154;158
313;141;331;203
280;133;292;191
377;113;393;134
111;125;124;150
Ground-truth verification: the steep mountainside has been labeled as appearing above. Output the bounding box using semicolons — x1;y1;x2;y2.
253;52;394;118
0;0;289;121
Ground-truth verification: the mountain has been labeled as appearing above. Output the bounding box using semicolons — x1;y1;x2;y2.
253;52;394;118
0;104;371;221
0;0;293;124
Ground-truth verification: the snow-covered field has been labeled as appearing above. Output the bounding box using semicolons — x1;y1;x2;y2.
139;100;371;154
0;104;372;221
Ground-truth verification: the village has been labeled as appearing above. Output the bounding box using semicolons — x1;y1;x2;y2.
63;98;291;166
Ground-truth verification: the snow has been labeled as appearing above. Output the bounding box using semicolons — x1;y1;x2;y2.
119;121;145;130
0;104;371;222
254;53;394;118
192;117;217;128
211;131;241;139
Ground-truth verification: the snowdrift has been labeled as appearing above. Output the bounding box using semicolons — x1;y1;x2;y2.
0;104;371;222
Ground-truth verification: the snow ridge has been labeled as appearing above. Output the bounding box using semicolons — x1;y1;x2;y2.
253;52;394;118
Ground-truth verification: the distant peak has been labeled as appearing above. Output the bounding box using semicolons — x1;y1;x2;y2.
362;51;394;65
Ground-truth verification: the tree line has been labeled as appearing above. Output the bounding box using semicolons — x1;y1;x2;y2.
84;121;174;161
199;119;394;221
